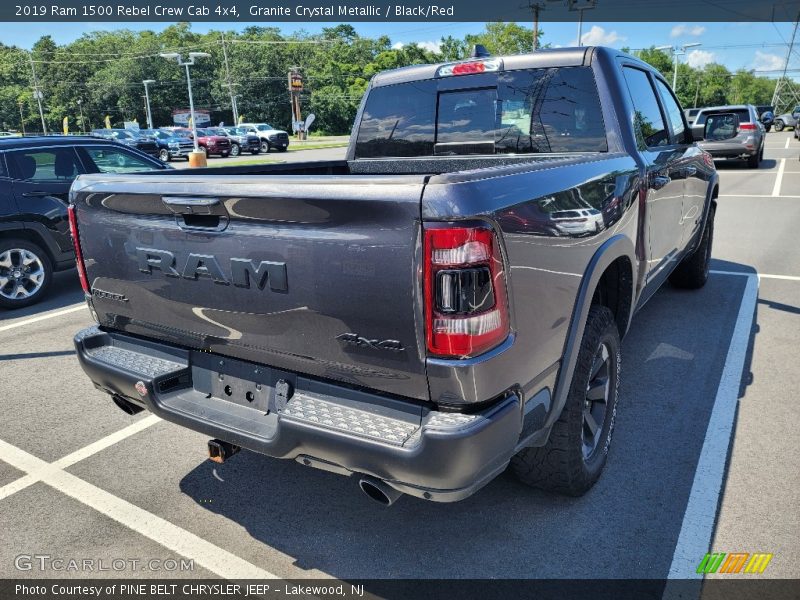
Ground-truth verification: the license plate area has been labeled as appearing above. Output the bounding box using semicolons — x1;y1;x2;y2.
190;351;297;414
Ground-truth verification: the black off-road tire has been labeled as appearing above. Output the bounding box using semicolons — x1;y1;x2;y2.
0;239;53;310
669;205;715;289
511;305;621;496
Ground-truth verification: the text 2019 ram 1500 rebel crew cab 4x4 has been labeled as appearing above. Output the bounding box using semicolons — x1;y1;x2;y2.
70;47;718;504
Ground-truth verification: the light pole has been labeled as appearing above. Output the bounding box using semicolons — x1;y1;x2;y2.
569;0;597;46
657;43;702;91
18;101;26;136
77;99;85;134
142;79;156;129
160;52;210;153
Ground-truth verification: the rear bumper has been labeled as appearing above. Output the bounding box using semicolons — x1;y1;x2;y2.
74;326;522;502
699;141;757;158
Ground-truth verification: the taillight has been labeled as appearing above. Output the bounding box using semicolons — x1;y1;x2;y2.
67;204;90;294
424;223;510;358
739;123;757;131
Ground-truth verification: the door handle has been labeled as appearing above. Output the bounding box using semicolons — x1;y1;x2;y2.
161;196;221;215
650;175;671;190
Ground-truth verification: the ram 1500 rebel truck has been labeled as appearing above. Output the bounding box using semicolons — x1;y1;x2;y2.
70;46;718;505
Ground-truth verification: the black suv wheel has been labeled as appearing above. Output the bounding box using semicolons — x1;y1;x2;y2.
0;239;53;309
511;305;621;496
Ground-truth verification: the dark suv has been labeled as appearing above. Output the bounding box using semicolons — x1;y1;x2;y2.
0;136;167;309
91;129;160;158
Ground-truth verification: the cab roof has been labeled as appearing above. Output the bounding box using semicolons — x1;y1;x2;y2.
370;46;648;88
0;136;117;150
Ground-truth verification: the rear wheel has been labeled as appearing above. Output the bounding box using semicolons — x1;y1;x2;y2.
0;239;53;309
774;119;785;132
669;205;715;289
747;151;760;168
511;305;621;496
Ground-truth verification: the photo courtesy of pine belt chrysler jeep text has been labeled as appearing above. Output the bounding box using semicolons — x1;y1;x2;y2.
70;46;718;505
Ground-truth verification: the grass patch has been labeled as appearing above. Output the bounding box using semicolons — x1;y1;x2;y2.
285;142;348;151
204;157;282;167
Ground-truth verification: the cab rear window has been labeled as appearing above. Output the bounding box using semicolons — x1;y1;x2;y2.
355;66;607;158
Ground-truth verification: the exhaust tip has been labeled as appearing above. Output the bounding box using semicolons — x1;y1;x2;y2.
358;476;402;507
111;395;144;415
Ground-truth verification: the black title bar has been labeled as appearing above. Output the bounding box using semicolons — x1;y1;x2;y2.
3;0;800;22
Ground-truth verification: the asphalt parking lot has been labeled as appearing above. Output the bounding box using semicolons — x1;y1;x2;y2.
0;133;798;583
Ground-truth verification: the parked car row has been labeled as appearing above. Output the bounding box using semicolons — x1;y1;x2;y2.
90;122;290;162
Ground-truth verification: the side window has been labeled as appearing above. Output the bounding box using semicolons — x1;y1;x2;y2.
81;146;160;174
622;67;669;148
654;79;687;144
7;148;84;181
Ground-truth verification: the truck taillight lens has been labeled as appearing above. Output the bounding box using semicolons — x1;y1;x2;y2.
424;224;510;358
67;204;90;294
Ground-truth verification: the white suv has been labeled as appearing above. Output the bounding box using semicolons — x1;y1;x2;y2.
239;123;290;153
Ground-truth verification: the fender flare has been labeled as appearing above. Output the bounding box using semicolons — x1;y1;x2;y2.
538;234;636;443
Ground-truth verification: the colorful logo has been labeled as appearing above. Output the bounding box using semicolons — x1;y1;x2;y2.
697;552;773;574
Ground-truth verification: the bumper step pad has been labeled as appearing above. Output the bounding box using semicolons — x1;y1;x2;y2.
281;394;420;447
84;345;187;379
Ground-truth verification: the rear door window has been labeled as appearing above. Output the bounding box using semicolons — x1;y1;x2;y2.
654;78;688;144
7;148;84;181
355;66;607;158
621;67;669;148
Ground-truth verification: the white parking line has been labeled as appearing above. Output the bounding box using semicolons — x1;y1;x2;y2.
666;272;759;582
0;415;160;501
772;159;786;197
0;304;86;333
710;270;800;281
0;430;277;580
718;194;800;199
786;138;791;149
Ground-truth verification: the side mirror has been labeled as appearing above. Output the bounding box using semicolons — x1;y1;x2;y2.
703;113;739;141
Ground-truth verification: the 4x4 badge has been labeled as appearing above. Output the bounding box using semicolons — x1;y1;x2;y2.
336;333;404;352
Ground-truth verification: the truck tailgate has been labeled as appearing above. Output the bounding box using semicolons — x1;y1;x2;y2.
71;173;429;401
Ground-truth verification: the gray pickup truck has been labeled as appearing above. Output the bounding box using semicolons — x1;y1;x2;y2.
70;46;718;505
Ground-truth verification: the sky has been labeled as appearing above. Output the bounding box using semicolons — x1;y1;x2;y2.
2;21;798;78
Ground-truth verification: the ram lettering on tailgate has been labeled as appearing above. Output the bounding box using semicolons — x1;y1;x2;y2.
135;247;287;292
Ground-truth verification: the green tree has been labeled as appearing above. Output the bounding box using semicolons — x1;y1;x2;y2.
464;22;538;55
